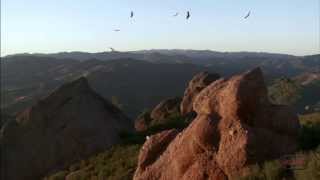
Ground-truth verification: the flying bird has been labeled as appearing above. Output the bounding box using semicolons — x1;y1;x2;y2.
130;11;134;18
173;12;179;17
186;11;191;19
244;11;251;19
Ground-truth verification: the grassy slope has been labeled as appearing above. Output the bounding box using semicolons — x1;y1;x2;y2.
44;116;188;180
241;112;320;180
268;78;320;114
45;113;320;180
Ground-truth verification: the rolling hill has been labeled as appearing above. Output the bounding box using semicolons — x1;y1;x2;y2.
2;51;319;117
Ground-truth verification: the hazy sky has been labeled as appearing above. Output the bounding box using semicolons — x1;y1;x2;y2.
1;0;319;56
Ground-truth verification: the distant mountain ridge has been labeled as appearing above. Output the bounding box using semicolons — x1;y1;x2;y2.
133;49;300;59
4;50;319;77
4;49;306;62
1;56;211;117
1;51;319;117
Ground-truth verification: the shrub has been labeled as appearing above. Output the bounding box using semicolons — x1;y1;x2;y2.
45;115;188;180
263;161;284;180
238;164;265;180
240;161;285;180
44;171;68;180
268;78;302;105
299;123;320;150
299;113;320;150
294;151;320;180
147;114;188;134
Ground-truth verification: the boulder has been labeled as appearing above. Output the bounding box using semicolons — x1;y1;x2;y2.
0;77;133;180
137;129;179;170
150;97;181;122
134;97;182;132
135;111;152;132
134;68;300;180
180;72;220;116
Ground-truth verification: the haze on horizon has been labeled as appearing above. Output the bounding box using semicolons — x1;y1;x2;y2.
1;0;319;56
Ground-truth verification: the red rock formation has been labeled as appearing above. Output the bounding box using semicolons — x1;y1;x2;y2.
134;68;300;180
0;77;133;180
135;111;152;132
150;97;181;124
135;97;181;132
180;72;220;116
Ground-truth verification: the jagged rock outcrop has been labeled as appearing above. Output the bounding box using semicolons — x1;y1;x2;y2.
135;97;181;132
150;97;181;123
180;72;220;116
135;111;152;132
134;68;300;180
0;77;133;180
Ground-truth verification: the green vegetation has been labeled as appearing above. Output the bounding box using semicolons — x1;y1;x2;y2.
239;161;284;180
300;112;320;125
45;110;320;180
240;149;320;180
45;171;69;180
45;115;187;180
268;78;302;105
294;148;320;180
268;77;320;113
299;113;320;150
148;113;188;132
241;113;320;180
44;144;141;180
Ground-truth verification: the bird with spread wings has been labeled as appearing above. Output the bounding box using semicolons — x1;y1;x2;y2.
244;11;251;19
186;11;191;19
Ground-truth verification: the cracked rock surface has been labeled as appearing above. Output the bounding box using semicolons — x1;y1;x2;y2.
134;68;300;180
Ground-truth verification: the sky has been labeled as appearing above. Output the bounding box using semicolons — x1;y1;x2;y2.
1;0;319;56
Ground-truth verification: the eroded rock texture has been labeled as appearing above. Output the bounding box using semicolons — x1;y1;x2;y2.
134;68;300;180
180;72;220;116
135;97;181;132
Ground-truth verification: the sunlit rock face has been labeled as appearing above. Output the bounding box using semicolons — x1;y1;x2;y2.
134;68;300;180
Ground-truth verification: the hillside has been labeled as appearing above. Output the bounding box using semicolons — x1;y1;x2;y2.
269;72;320;113
1;56;210;117
0;77;132;180
6;50;319;77
2;52;320;117
44;69;320;180
45;127;320;180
